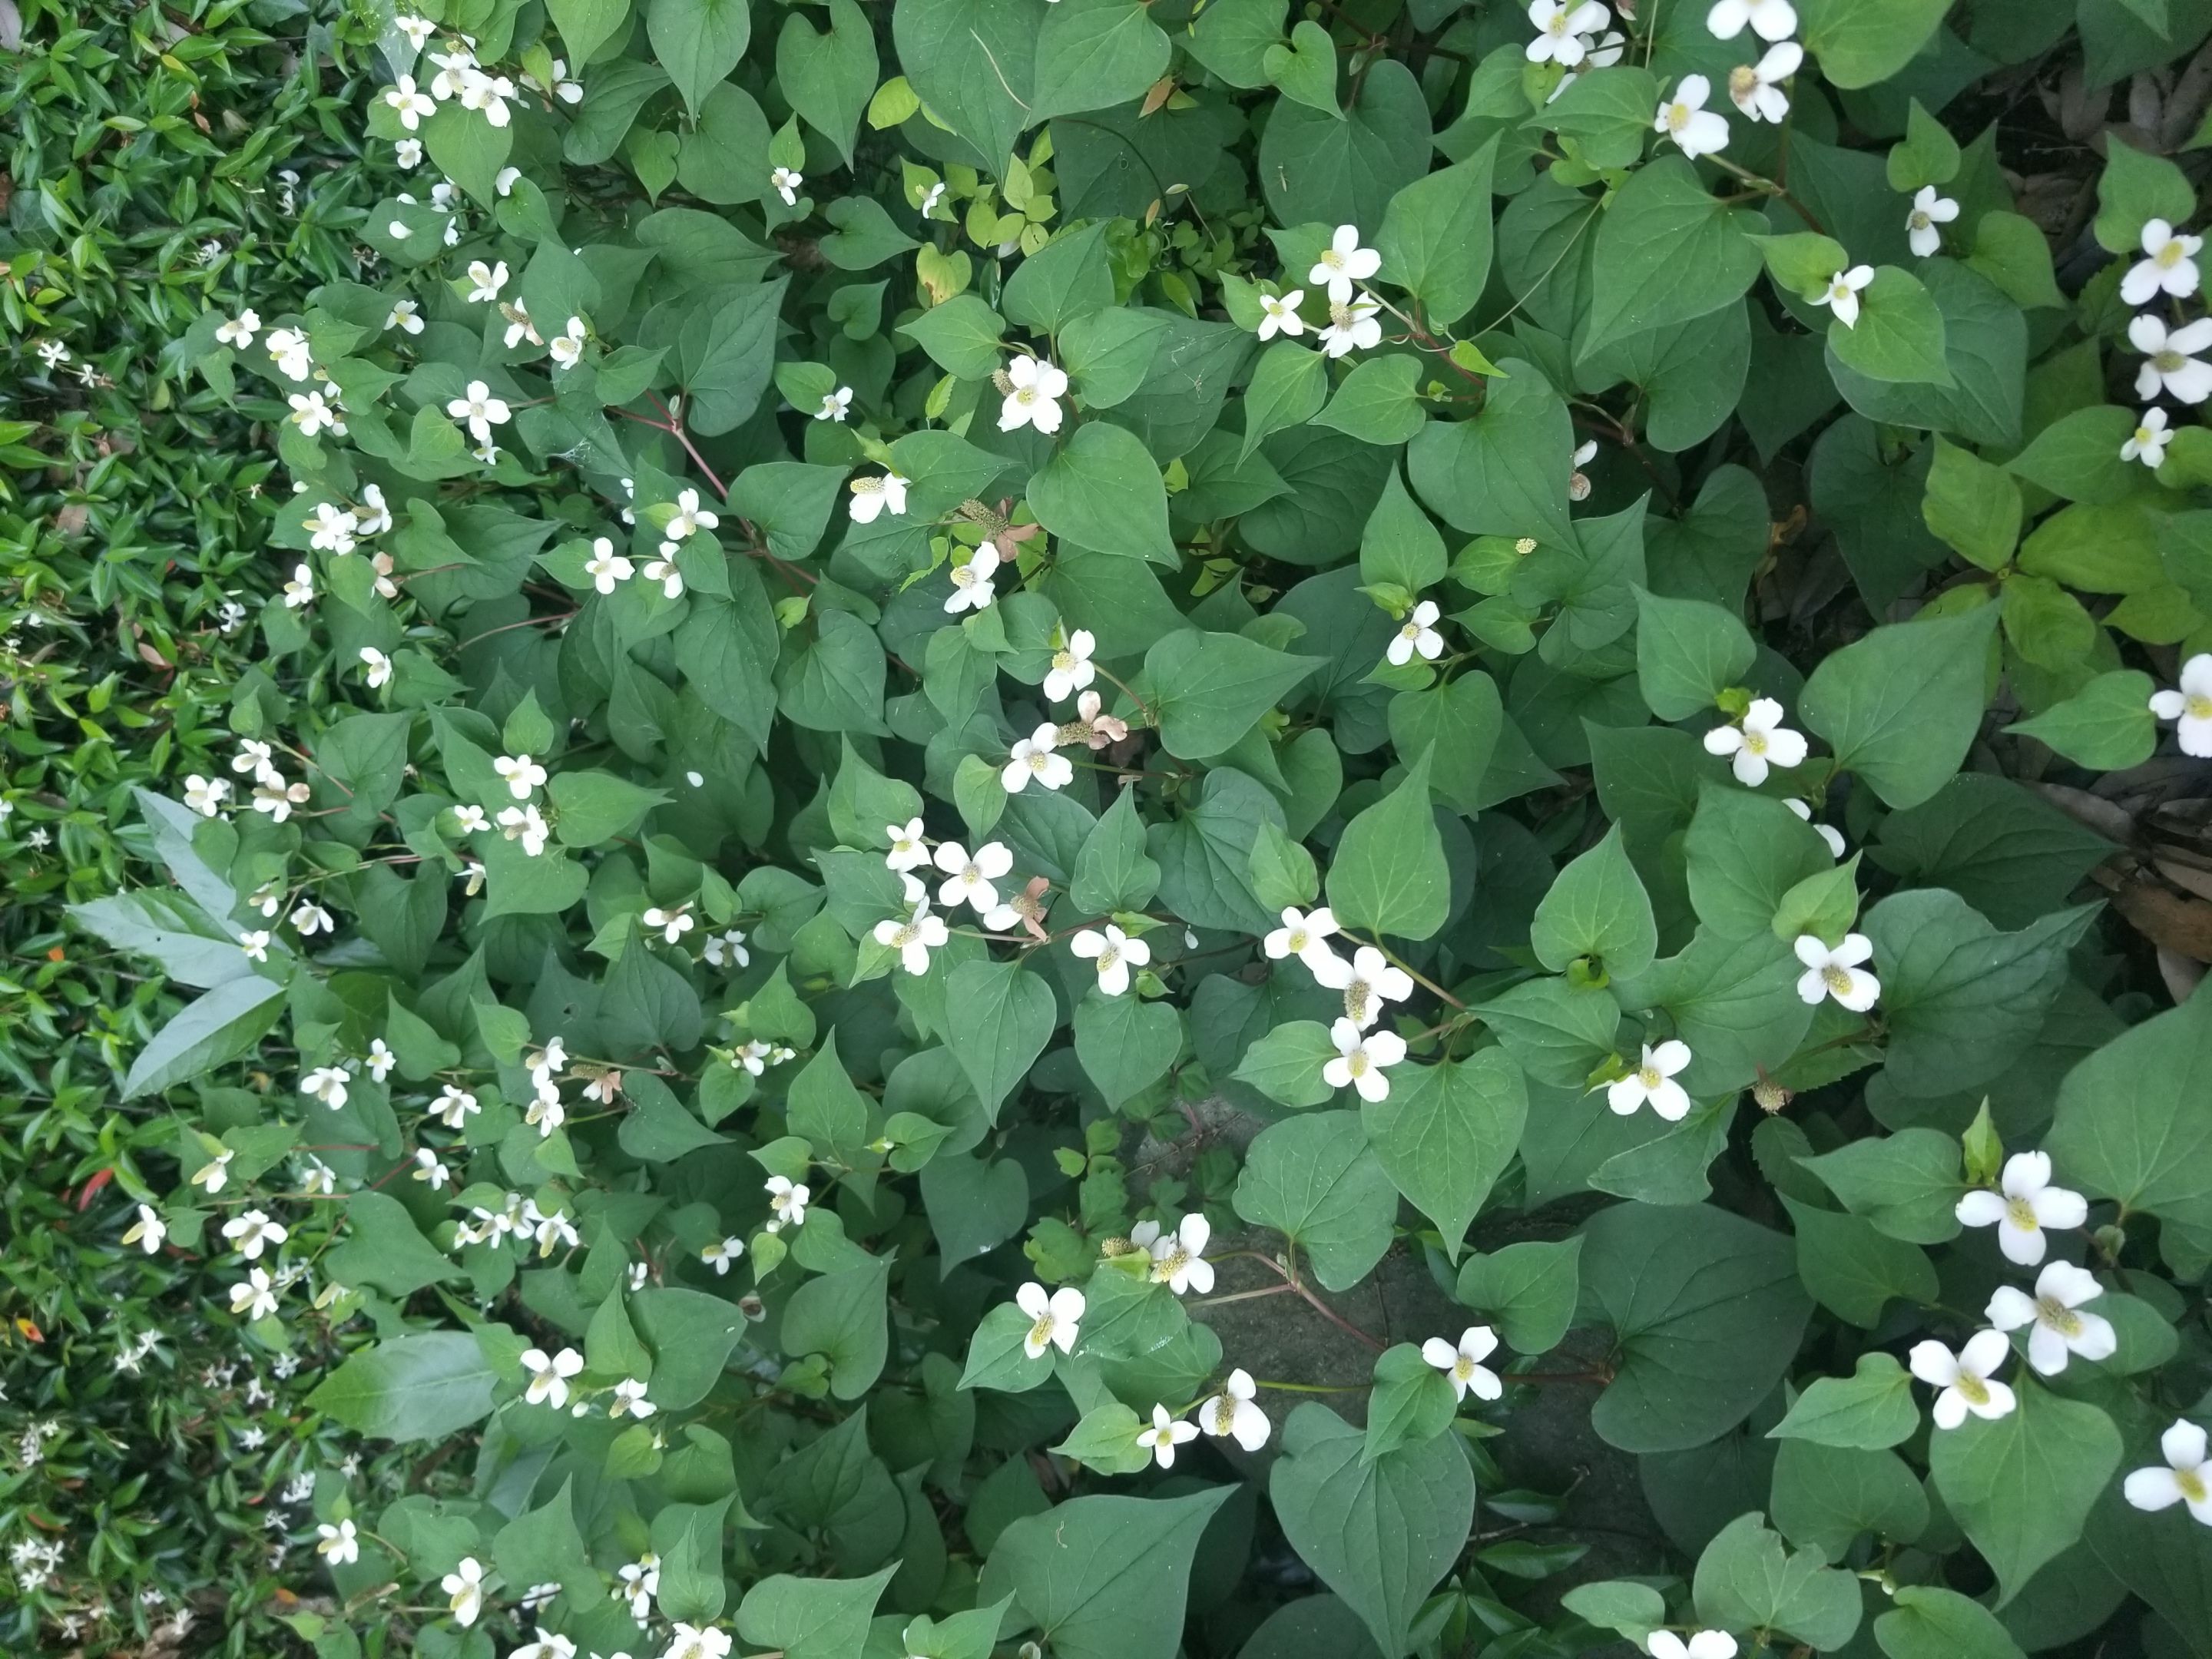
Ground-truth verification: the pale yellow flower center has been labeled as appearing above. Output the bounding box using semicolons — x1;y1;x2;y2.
2157;348;2187;373
2036;1296;2082;1338
2006;1196;2040;1231
854;477;883;495
2188;694;2212;721
1667;102;1691;132
1095;942;1122;974
952;565;978;589
1320;248;1346;270
1909;209;1931;231
1344;980;1373;1025
888;919;919;948
1028;1312;1057;1349
2160;241;2188;269
1743;728;1770;756
1453;1356;1479;1382
1015;386;1040;406
1638;1064;1662;1089
2137;424;2158;446
2181;1467;2210;1502
1955;1372;1989;1406
1821;964;1855;996
1286;926;1310;952
1052;647;1077;672
1346;1048;1371;1078
1399;620;1422;641
1152;1244;1188;1282
1210;1396;1238;1433
1026;750;1051;773
1730;65;1758;99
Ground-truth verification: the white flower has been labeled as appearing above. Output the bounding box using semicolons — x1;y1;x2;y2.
433;1084;480;1129
1956;1151;2088;1267
459;71;517;127
35;338;70;368
703;927;750;968
191;1149;234;1193
358;647;393;690
123;1204;168;1255
441;1557;485;1626
2131;314;2212;403
224;1209;290;1260
1314;945;1415;1029
1655;75;1730;159
1072;923;1151;996
1909;1330;2016;1429
303;502;359;555
1422;1325;1503;1402
447;379;511;441
521;1346;584;1408
1707;0;1794;38
1257;289;1306;340
1318;297;1382;359
1647;1635;1738;1659
396;137;424;168
1147;1213;1214;1293
1793;933;1879;1011
452;803;489;834
935;839;1015;912
494;753;547;799
495;164;522;195
276;563;315;609
766;1175;811;1230
1136;1403;1200;1468
608;1377;656;1419
412;1147;452;1190
525;57;584;104
615;1553;661;1620
2151;652;2212;754
1263;906;1345;976
511;1628;576;1659
2123;407;2173;469
772;165;804;205
289;391;341;436
365;1038;396;1081
394;12;435;50
1783;797;1846;858
1987;1260;2117;1376
1323;1015;1407;1102
849;471;909;522
700;1236;746;1275
464;260;508;303
1045;628;1097;701
1808;264;1875;329
216;309;260;348
548;316;587;369
584;537;634;594
664;486;719;541
239;929;273;962
1702;696;1806;785
1015;1280;1085;1358
1386;599;1444;666
265;326;313;379
386;298;423;335
2127;1420;2212;1524
661;1624;733;1659
945;544;1002;614
2125;218;2205;306
1728;40;1800;123
498;804;551;856
230;1267;280;1322
384;75;435;128
1608;1040;1694;1121
184;775;230;816
1568;437;1598;501
641;556;684;598
315;1518;358;1566
998;354;1070;434
1906;185;1960;257
302;1066;350;1109
1003;722;1075;793
873;899;951;975
1308;224;1382;303
642;906;696;945
886;816;931;873
1197;1368;1271;1450
1526;0;1611;65
356;484;391;536
816;385;853;422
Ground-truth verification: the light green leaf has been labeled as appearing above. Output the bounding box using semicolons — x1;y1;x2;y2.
1027;421;1178;566
1360;1048;1527;1254
1632;585;1756;720
1325;748;1451;942
979;1489;1232;1659
1141;628;1324;760
1692;1510;1863;1651
1799;602;1999;810
1233;1110;1401;1291
1453;1237;1583;1355
1770;1353;1921;1449
1529;823;1657;978
1929;1379;2122;1606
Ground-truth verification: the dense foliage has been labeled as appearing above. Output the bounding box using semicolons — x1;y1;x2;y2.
25;0;2212;1655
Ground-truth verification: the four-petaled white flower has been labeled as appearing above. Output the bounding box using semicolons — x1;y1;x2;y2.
1319;297;1382;359
703;927;750;968
289;391;341;437
393;13;435;51
223;1209;290;1260
1045;628;1097;701
1647;1634;1738;1659
886;816;931;873
2127;1420;2212;1525
998;355;1070;435
465;260;508;303
498;804;550;856
849;471;909;523
316;1518;359;1566
1422;1325;1504;1402
1906;185;1960;257
1015;1280;1085;1358
385;75;435;128
1137;1403;1200;1468
935;839;1015;912
1386;599;1445;666
301;1065;350;1108
282;562;317;608
585;537;634;594
1309;224;1382;303
1956;1151;2088;1267
1793;933;1880;1011
766;1175;811;1230
265;326;313;379
609;1377;656;1419
1258;289;1306;340
1003;723;1075;793
447;380;511;442
1147;1213;1214;1293
1811;265;1875;329
1707;0;1794;38
1987;1260;2116;1376
452;804;489;834
548;316;587;369
366;1038;396;1081
441;1557;485;1626
1909;1330;2016;1429
521;1346;584;1408
216;309;260;348
2125;218;2204;306
413;1147;452;1190
192;1149;234;1192
292;902;335;935
1072;923;1151;996
2151;652;2212;754
429;1086;478;1130
1528;0;1613;65
1315;945;1414;1029
360;647;393;689
1608;1040;1694;1121
396;137;425;168
1197;1368;1272;1449
1323;1015;1407;1102
185;775;230;816
642;906;696;945
1703;697;1806;785
387;298;423;335
701;1235;746;1274
239;929;273;962
494;753;547;798
1729;41;1801;124
124;1204;168;1255
1265;906;1345;975
946;545;1002;614
873;899;950;975
816;385;854;422
641;555;684;599
773;165;804;206
2131;314;2212;403
664;486;719;543
511;1628;576;1659
1655;75;1730;160
230;1267;280;1322
661;1622;733;1659
2124;407;2173;469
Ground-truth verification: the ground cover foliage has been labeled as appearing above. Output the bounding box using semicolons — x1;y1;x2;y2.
19;0;2212;1654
